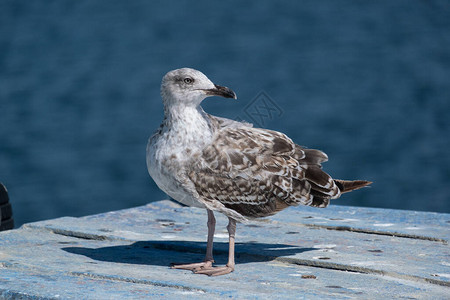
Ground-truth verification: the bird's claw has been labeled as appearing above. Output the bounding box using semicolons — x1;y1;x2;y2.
171;261;234;276
170;260;213;271
193;264;235;276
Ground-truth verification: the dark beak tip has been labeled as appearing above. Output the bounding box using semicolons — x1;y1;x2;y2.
207;84;237;99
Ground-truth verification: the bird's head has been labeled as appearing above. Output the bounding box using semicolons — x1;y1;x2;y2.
161;68;237;108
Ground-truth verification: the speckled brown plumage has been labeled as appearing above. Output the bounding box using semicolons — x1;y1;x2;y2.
186;114;366;219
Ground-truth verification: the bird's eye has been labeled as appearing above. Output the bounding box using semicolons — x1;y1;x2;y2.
183;77;194;84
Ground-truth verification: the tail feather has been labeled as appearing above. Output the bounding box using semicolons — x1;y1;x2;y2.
334;179;372;193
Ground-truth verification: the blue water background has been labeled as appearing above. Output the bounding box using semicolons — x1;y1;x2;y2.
1;1;449;226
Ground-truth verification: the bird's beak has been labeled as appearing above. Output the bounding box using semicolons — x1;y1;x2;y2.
204;84;237;99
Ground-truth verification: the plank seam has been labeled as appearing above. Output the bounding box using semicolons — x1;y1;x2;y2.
303;224;448;244
68;271;207;293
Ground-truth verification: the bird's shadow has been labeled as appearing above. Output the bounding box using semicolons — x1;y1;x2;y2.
62;240;315;266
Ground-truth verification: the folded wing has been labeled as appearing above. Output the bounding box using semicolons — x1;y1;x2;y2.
187;118;342;219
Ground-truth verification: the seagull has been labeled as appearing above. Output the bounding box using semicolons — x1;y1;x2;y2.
146;68;371;276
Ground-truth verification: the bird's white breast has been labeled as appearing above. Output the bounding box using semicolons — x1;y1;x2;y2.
146;106;214;207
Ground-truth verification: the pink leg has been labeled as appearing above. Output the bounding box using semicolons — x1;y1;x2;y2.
171;209;216;270
194;217;236;276
204;209;216;262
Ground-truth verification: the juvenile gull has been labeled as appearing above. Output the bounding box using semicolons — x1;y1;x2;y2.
146;68;371;276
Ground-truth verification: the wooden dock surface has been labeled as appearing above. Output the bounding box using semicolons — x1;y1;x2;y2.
0;200;449;299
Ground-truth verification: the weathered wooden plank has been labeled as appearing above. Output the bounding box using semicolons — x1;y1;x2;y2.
0;200;448;299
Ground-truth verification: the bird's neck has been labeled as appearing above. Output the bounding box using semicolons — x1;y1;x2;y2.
163;104;214;144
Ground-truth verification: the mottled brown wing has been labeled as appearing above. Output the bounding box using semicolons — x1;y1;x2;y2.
188;125;340;218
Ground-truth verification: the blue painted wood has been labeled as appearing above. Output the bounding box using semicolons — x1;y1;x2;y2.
0;200;448;299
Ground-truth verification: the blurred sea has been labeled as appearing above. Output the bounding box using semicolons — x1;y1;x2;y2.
1;1;449;226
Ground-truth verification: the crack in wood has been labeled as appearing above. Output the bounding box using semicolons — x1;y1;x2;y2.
303;224;448;244
275;257;450;287
68;271;207;293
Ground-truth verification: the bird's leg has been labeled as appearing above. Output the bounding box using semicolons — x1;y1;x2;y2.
171;209;216;270
204;209;216;263
194;217;236;276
